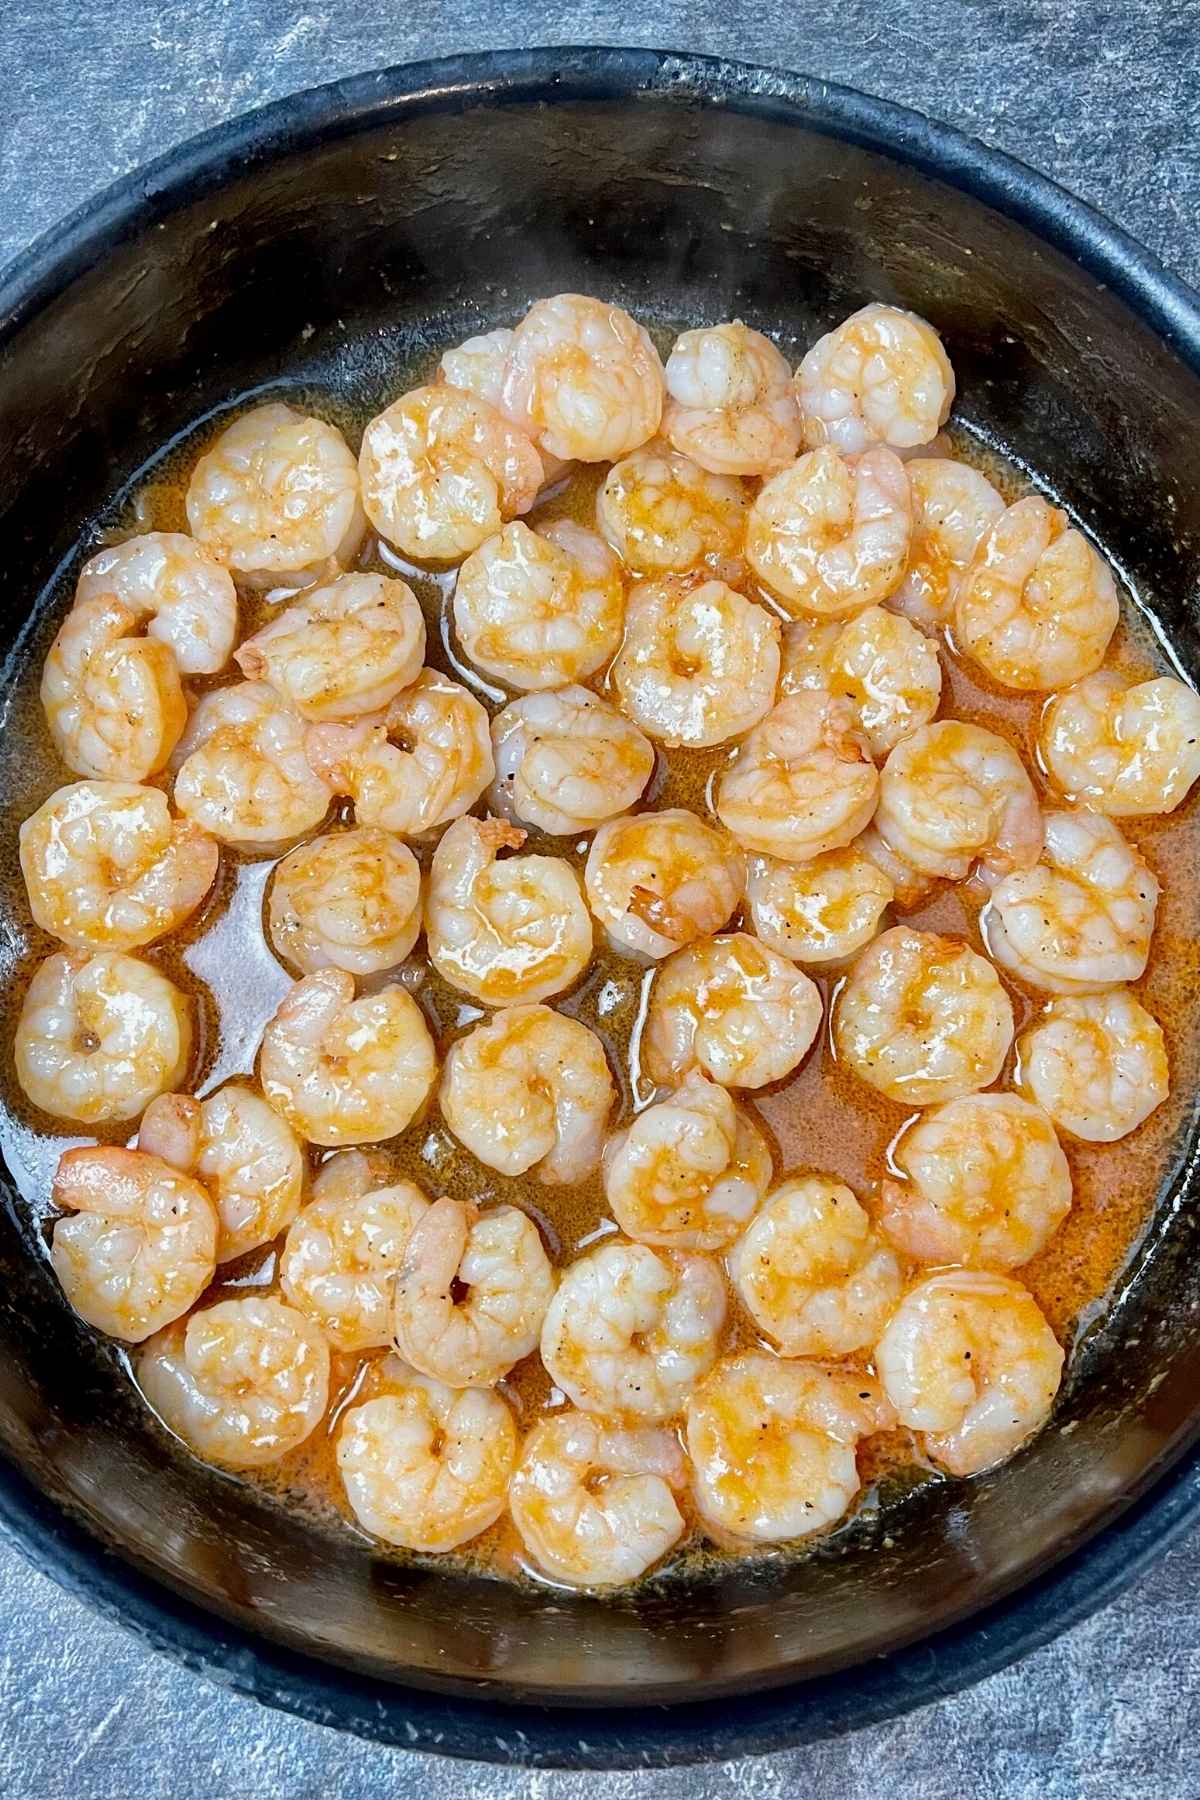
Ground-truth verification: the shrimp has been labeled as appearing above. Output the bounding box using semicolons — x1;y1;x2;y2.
138;1084;305;1264
172;681;332;851
715;693;879;862
746;447;912;617
15;948;191;1125
795;303;955;454
890;458;1005;628
1015;988;1169;1143
438;327;515;410
337;1358;517;1551
875;720;1042;879
452;520;624;691
499;293;665;463
425;814;592;1005
642;932;822;1090
881;1093;1071;1269
137;1296;330;1468
259;968;436;1146
595;441;749;576
49;1144;217;1342
610;576;780;749
41;595;187;782
279;1152;429;1349
75;532;237;674
541;1238;725;1420
982;809;1157;994
439;1004;615;1183
268;827;422;977
602;1074;773;1250
745;846;893;965
686;1353;894;1544
1039;671;1200;817
489;686;654;835
875;1270;1064;1475
19;780;218;952
856;822;937;910
584;809;745;961
305;668;492;838
186;402;365;587
393;1196;555;1387
728;1177;903;1358
780;606;942;759
954;497;1119;691
235;572;426;721
662;322;801;476
833;926;1014;1106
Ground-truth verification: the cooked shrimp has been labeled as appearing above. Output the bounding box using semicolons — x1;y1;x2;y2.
795;303;955;453
186;402;365;586
41;595;187;782
137;1296;330;1468
19;780;218;952
584;809;745;961
338;1358;517;1551
954;497;1118;691
305;668;493;838
259;968;436;1146
1015;988;1169;1143
279;1151;428;1350
890;458;1005;628
268;827;422;977
439;1004;615;1183
662;322;801;476
728;1177;902;1358
75;532;237;674
393;1196;555;1387
982;809;1157;994
1039;671;1200;817
746;846;893;965
489;686;654;835
642;932;822;1090
882;1093;1071;1268
715;693;879;862
595;441;748;576
235;572;425;721
438;327;515;409
173;681;332;850
833;926;1014;1106
452;520;624;691
425;814;592;1005
15;948;191;1124
875;1270;1063;1475
139;1084;305;1263
509;1411;686;1588
686;1353;894;1543
602;1074;772;1249
746;447;912;616
499;293;665;463
875;720;1042;879
50;1144;217;1342
780;606;942;759
610;576;780;749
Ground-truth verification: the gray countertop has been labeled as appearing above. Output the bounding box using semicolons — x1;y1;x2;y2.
2;4;1199;1796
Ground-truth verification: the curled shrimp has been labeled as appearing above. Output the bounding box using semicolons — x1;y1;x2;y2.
438;327;515;410
890;457;1005;628
499;293;665;463
875;1270;1063;1475
746;447;912;617
1015;988;1169;1143
875;719;1042;879
662;322;801;476
41;595;187;782
746;846;893;965
1039;671;1200;817
280;1150;429;1350
235;572;426;721
595;441;749;576
833;926;1014;1106
452;519;624;691
954;497;1118;691
19;779;218;952
610;576;780;749
425;814;593;1005
795;303;955;453
186;402;365;587
643;932;823;1090
173;681;332;851
75;532;237;675
439;1004;615;1183
780;605;942;759
489;686;654;835
15;948;191;1125
259;967;436;1146
393;1195;555;1387
715;693;879;862
268;826;422;977
584;808;745;961
50;1144;217;1342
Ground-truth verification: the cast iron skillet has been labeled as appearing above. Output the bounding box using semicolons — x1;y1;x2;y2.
1;46;1200;1772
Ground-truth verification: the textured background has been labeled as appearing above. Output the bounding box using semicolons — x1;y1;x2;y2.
2;4;1199;1796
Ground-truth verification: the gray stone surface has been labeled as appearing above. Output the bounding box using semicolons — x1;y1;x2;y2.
1;3;1198;1796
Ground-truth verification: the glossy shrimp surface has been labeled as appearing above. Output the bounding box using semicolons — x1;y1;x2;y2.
595;441;749;575
584;808;745;961
662;322;801;476
75;532;238;675
795;303;955;454
41;595;187;782
875;720;1042;880
890;458;1005;628
453;520;624;691
1015;989;1169;1143
489;686;654;835
235;572;425;720
268;826;422;977
715;693;879;862
500;293;665;463
610;575;780;749
746;447;912;617
1039;671;1200;817
780;605;942;759
745;846;893;965
173;681;332;850
643;932;823;1090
